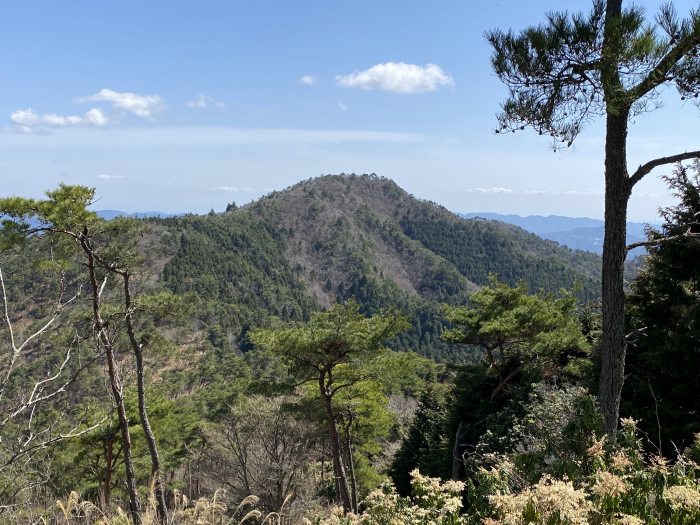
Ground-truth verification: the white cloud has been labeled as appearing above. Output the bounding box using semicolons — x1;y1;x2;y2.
463;187;605;196
187;93;225;109
336;62;453;94
10;107;109;130
85;108;109;126
77;88;164;118
300;75;315;86
215;185;252;192
561;189;604;196
97;173;123;180
338;102;348;111
0;126;424;148
10;109;40;126
463;186;514;194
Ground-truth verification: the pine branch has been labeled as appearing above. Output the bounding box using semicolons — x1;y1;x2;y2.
628;150;700;187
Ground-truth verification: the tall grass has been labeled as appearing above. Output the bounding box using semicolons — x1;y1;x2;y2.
18;487;291;525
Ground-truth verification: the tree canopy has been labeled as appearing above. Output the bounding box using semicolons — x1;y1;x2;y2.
250;301;408;513
488;0;700;434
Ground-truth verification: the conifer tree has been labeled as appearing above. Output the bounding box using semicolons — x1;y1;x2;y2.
0;186;169;525
250;301;407;513
624;161;700;454
487;1;700;434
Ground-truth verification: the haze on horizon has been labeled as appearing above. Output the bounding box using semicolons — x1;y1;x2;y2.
1;0;699;222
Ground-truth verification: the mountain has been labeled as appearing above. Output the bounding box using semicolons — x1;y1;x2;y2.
460;212;652;254
459;212;604;236
96;210;177;220
1;175;604;361
155;174;603;360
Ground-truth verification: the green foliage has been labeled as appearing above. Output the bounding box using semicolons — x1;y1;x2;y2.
52;390;203;502
390;385;452;496
0;184;98;233
250;300;408;382
485;1;700;146
399;205;601;300
444;277;590;392
624;162;700;455
251;301;410;507
160;212;314;339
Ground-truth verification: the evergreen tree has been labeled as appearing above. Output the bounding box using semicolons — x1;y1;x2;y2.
624;162;700;455
250;301;408;514
442;278;590;479
488;0;700;435
390;385;450;495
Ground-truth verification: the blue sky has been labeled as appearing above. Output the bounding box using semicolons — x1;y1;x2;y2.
1;0;698;221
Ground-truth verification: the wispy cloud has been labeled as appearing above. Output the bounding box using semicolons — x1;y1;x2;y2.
336;62;453;94
463;186;514;194
338;102;348;111
299;75;315;86
77;88;165;118
10;107;108;132
560;189;604;196
97;173;124;180
187;93;225;109
462;187;605;196
0;126;425;147
215;185;252;192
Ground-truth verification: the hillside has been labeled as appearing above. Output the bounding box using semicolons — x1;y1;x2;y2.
157;174;602;360
460;212;651;254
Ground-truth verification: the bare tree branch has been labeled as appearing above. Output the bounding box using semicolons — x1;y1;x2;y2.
0;267;80;403
628;150;700;187
626;229;700;253
0;263;101;491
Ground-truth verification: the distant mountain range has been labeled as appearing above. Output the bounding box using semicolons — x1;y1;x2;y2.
459;212;656;254
96;210;177;220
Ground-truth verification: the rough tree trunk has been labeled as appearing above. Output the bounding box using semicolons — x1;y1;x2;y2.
319;372;352;513
102;437;114;509
83;238;142;525
344;420;358;513
123;272;169;525
599;108;630;436
599;0;630;437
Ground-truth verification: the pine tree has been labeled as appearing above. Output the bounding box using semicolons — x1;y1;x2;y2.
624;162;700;454
487;0;700;435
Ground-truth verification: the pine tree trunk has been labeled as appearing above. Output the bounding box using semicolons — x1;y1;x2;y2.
599;110;630;436
83;235;142;525
123;273;169;525
319;373;352;513
103;437;113;509
344;421;358;513
451;421;464;480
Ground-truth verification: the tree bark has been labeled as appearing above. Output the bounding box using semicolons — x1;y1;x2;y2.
82;233;142;525
598;0;630;438
343;419;358;513
103;437;113;509
451;421;465;481
123;272;169;525
319;372;352;513
599;108;630;436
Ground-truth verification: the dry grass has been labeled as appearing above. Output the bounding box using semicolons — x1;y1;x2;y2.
25;487;292;525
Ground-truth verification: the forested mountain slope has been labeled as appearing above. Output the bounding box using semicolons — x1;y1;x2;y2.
157;174;602;360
